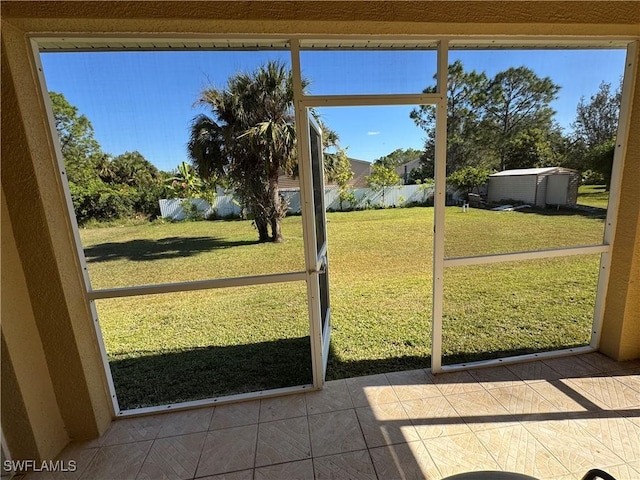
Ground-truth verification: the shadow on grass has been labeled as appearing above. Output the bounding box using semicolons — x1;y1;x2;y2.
326;348;432;381
512;205;607;220
324;341;590;381
84;236;260;263
111;338;590;410
110;337;312;410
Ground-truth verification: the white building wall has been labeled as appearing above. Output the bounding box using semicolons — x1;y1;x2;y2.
535;175;548;207
567;173;580;206
487;175;538;204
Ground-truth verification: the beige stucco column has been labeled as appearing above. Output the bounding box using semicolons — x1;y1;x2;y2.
1;20;113;461
600;44;640;361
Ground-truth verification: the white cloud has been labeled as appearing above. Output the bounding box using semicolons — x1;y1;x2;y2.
367;131;380;136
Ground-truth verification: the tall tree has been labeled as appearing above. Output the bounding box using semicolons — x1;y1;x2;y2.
569;81;621;188
501;127;564;170
411;60;489;176
375;148;422;168
188;61;299;242
111;151;166;217
480;67;560;171
573;81;621;148
49;91;118;222
49;91;103;184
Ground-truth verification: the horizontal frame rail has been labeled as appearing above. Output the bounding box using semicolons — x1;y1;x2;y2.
88;271;307;300
443;244;609;268
438;345;595;374
32;35;634;54
117;384;315;417
299;93;442;108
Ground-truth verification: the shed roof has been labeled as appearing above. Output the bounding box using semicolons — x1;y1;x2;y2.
490;167;577;177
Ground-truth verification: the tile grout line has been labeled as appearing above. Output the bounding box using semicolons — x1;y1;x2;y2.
192;418;211;480
132;422;163;480
304;396;317;479
252;408;262;473
418;436;444;479
610;371;640;395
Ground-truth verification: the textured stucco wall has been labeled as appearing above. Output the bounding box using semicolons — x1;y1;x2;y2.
1;0;638;462
600;45;640;361
1;190;68;461
2;1;639;36
1;20;112;457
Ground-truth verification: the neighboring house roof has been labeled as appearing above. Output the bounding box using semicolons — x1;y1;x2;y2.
490;167;578;177
277;157;371;190
395;158;423;184
277;174;300;190
348;157;372;188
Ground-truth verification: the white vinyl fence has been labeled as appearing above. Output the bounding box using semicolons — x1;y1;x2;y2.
159;185;463;221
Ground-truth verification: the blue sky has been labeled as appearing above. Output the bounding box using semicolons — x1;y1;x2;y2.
40;48;626;172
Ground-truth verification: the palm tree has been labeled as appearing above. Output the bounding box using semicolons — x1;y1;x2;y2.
188;61;298;242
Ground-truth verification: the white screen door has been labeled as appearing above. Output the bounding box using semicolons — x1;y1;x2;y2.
308;115;332;378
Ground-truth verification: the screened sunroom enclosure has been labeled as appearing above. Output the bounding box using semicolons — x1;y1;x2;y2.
33;36;636;416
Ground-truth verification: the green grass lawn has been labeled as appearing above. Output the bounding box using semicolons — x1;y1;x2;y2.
82;190;607;409
577;184;611;208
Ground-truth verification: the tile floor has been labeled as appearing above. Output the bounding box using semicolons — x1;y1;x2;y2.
20;353;640;480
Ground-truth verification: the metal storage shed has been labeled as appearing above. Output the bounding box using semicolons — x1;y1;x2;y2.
487;167;580;207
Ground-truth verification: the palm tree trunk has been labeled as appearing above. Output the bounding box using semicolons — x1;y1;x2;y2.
255;214;270;242
270;217;282;243
269;174;283;242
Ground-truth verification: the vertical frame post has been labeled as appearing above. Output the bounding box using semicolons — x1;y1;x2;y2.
431;40;448;374
29;39;120;415
290;40;324;388
590;41;638;349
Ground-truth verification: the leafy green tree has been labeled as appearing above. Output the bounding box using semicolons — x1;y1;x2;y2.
569;81;621;188
407;165;435;185
573;81;621;148
308;118;355;210
49;92;101;160
411;61;489;176
447;166;490;196
188;61;300;242
49;91;122;223
49;91;104;185
50;92;169;222
111;151;159;185
110;151;166;217
374;148;422;184
502;127;563;170
316;117;349;185
332;151;356;210
168;161;205;197
480;67;560;171
366;162;400;205
585;139;615;188
375;148;422;168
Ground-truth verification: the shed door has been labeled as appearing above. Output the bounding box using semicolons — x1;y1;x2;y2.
546;175;570;206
